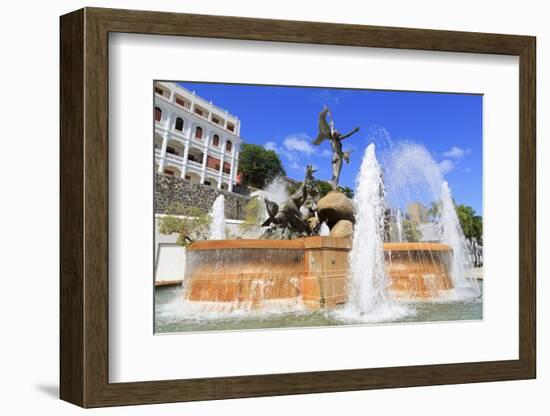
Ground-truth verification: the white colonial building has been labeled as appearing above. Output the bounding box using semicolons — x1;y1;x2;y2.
154;82;242;191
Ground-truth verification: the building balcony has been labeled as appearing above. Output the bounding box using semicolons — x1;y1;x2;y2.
186;159;203;168
165;153;184;164
156;97;240;136
154;122;168;134
154;91;171;103
155;150;235;180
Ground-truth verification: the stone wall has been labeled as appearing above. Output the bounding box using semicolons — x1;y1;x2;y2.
155;173;251;220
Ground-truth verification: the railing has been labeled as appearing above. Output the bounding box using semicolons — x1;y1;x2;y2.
154;92;171;103
169;129;187;140
186;159;203;167
159;96;240;136
165;153;184;163
154;123;168;134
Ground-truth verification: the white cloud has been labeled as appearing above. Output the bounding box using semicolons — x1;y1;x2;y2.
438;159;455;175
264;133;332;174
442;146;471;159
283;134;317;156
289;161;303;171
264;139;300;172
264;141;278;151
266;133;331;161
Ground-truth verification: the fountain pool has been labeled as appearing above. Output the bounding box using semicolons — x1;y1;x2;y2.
155;280;482;333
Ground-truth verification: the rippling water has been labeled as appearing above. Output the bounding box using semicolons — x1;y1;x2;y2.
155;281;482;334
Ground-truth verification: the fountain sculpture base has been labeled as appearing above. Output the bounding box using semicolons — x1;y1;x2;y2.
184;237;453;310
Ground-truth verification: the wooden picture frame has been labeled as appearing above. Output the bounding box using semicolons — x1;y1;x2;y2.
60;7;536;408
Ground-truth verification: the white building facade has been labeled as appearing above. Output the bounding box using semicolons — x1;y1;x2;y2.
154;82;242;192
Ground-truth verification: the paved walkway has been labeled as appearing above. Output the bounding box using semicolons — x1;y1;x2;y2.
465;267;484;280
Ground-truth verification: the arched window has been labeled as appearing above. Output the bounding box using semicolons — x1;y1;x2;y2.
154;107;162;122
175;117;184;131
195;126;203;139
226;140;232;152
212;135;220;147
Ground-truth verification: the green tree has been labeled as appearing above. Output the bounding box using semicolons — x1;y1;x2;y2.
427;201;442;220
455;204;483;242
402;219;421;242
158;203;211;246
472;215;483;244
239;198;261;233
238;144;286;189
312;180;333;198
287;179;353;200
337;185;354;199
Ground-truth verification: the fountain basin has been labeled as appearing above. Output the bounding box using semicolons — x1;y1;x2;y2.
183;237;453;310
384;242;454;300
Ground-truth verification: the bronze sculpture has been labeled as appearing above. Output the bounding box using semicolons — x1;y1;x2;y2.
261;165;318;239
313;106;360;190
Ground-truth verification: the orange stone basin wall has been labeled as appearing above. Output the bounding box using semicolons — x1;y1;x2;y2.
184;237;453;309
384;242;454;300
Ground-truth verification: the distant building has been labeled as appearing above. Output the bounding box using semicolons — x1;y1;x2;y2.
154;82;243;192
407;202;429;224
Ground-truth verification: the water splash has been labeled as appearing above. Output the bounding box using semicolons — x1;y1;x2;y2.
344;144;395;316
395;209;403;242
256;177;291;225
382;142;443;211
209;195;226;240
264;177;290;205
381;141;480;299
319;221;330;236
440;182;480;296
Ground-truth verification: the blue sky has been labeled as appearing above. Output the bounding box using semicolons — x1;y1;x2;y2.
178;82;482;214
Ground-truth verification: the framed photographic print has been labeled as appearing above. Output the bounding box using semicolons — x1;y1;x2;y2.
60;7;536;408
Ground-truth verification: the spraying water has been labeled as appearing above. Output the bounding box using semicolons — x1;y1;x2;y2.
209;195;226;240
381;141;480;298
256;177;290;225
345;144;390;315
395;209;403;242
264;177;290;205
440;181;480;296
382;142;444;211
319;221;330;236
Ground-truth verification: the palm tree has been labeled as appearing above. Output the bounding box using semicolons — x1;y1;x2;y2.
427;201;442;221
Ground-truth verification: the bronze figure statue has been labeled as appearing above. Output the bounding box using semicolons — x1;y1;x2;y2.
313;106;360;190
261;165;318;239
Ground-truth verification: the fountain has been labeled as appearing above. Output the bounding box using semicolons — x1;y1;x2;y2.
380;141;479;299
319;222;331;236
184;237;350;310
440;181;480;296
395;209;403;242
209;195;226;240
345;143;389;315
171;107;478;320
384;242;453;300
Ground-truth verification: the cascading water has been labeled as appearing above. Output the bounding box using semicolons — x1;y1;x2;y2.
344;144;390;315
209;195;226;240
